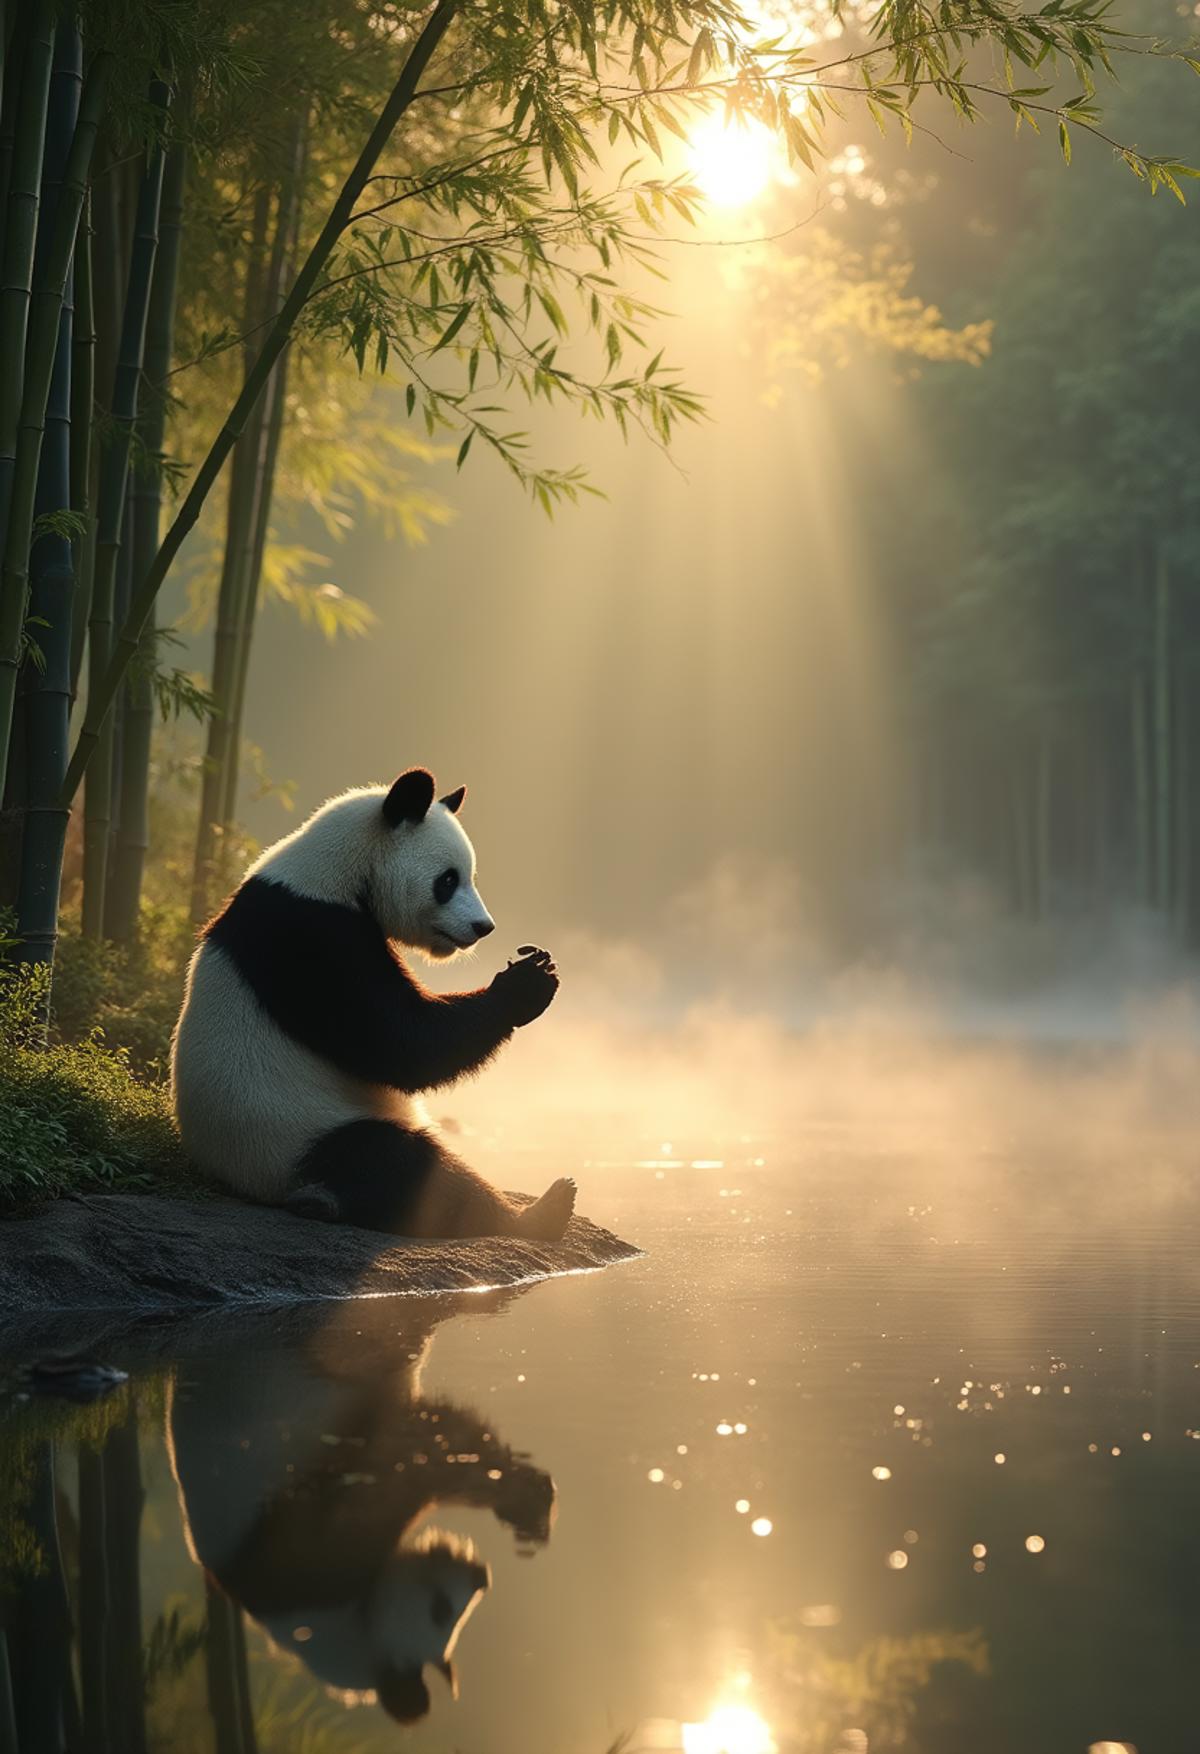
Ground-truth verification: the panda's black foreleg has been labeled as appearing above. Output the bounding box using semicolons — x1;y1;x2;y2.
288;1120;576;1241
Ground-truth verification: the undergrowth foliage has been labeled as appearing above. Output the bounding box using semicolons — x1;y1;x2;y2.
0;941;191;1212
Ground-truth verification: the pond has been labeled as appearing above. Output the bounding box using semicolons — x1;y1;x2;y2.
3;1124;1199;1754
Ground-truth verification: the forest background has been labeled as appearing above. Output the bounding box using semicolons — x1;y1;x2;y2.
2;0;1200;1202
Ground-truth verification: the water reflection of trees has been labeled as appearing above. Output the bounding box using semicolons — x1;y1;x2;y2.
0;1382;150;1752
0;1290;557;1752
765;1621;990;1753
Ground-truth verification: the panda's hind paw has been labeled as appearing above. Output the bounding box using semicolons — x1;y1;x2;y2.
515;1177;576;1243
283;1181;343;1223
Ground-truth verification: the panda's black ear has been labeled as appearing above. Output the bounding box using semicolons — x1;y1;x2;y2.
382;768;435;827
375;1664;432;1725
440;785;466;815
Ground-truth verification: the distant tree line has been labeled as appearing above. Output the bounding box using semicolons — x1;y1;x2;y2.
846;21;1200;941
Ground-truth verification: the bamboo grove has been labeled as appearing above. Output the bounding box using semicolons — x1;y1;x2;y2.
0;0;1197;1030
825;15;1200;944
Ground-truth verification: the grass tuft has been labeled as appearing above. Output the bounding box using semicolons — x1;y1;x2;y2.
0;958;197;1212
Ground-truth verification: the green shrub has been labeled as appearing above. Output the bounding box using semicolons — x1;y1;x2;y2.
51;902;196;1075
0;961;197;1212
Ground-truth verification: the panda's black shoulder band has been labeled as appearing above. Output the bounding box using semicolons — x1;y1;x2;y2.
206;877;513;1091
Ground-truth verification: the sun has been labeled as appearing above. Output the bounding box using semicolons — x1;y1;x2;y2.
687;113;778;208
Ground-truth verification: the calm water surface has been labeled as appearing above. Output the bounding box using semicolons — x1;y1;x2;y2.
3;1129;1200;1754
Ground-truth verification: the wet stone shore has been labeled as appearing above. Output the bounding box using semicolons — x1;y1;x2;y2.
0;1190;641;1336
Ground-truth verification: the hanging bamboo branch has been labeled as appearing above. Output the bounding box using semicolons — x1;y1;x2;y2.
62;0;459;808
80;71;170;937
108;128;187;941
0;43;111;799
14;20;82;987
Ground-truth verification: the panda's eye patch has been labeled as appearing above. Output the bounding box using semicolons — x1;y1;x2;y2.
433;868;459;906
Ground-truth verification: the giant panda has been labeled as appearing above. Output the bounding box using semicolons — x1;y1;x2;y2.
171;767;576;1238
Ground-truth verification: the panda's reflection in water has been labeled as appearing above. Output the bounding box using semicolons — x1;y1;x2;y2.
168;1290;555;1727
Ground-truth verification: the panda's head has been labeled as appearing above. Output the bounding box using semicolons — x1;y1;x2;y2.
366;1537;491;1723
373;768;495;960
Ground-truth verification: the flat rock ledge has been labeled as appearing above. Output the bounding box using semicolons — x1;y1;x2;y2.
0;1192;642;1317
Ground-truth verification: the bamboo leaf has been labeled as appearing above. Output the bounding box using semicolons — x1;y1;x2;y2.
433;302;472;351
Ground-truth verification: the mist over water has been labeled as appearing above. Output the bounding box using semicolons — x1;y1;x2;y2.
407;851;1200;1191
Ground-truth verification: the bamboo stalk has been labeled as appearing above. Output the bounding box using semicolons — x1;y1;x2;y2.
1132;670;1151;908
220;111;309;869
91;147;131;430
80;72;169;937
14;1439;82;1747
1033;729;1050;921
14;19;81;990
0;2;32;261
104;487;132;898
0;43;111;805
205;1580;251;1754
63;0;460;806
0;2;53;609
78;1446;110;1753
190;182;271;921
1009;764;1030;916
231;1601;258;1753
99;1415;147;1754
0;1634;16;1754
68;188;94;697
107;130;186;941
219;353;287;847
1152;542;1171;917
1093;705;1109;906
1173;667;1190;941
22;1442;74;1749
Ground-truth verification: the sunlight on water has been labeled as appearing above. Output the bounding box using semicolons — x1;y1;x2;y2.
682;1703;777;1754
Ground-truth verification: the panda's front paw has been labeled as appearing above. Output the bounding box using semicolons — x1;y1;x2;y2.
492;945;559;1027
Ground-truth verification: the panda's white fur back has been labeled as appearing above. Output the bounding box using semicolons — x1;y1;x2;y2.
172;942;419;1201
171;787;426;1202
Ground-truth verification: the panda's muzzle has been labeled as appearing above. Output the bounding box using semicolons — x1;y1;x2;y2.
434;919;493;950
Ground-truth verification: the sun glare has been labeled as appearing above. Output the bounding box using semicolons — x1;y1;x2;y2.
687;114;778;208
682;1704;777;1754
